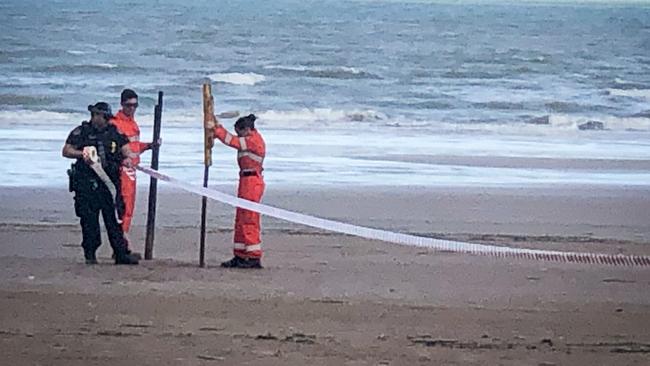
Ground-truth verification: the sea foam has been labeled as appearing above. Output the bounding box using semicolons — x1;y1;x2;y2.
208;72;266;86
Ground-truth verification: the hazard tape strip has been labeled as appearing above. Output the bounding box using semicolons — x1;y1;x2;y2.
85;146;122;224
137;166;650;267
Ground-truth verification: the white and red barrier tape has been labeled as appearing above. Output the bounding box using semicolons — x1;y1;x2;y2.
138;166;650;267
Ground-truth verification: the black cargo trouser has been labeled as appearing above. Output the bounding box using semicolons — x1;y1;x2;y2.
74;185;128;260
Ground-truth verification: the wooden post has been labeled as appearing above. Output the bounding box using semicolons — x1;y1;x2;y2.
199;83;215;267
144;91;163;260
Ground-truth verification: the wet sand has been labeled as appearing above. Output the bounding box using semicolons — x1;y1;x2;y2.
1;185;649;365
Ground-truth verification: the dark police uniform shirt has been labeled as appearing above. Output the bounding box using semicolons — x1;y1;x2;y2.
66;121;128;188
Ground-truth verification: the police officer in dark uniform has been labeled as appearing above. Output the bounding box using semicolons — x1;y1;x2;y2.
62;102;139;265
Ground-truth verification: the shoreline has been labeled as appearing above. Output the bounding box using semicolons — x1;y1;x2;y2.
358;154;650;170
3;184;650;242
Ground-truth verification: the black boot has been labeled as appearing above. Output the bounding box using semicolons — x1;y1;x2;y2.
123;236;142;260
241;258;262;269
112;249;142;260
221;256;262;269
84;249;98;265
220;256;242;268
115;252;139;265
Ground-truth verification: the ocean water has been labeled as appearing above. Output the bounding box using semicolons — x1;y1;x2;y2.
1;0;649;188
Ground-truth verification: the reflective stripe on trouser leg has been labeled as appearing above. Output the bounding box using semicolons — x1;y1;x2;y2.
234;208;262;258
233;241;262;259
233;176;264;259
120;167;136;236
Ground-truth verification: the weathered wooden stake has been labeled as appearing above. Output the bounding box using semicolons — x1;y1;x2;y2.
199;83;215;267
144;91;163;260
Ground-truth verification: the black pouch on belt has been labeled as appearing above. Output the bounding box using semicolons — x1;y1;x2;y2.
67;163;77;192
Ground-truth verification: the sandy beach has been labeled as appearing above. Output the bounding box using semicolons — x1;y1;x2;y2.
3;0;650;364
1;185;649;365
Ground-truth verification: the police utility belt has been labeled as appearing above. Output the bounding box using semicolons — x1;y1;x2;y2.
68;161;104;192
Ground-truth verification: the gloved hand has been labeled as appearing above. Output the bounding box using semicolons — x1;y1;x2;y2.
206;115;221;130
123;157;134;168
82;149;93;165
82;146;97;165
146;138;162;151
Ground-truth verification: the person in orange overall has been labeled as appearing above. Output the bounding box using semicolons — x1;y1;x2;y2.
209;114;265;269
110;89;159;255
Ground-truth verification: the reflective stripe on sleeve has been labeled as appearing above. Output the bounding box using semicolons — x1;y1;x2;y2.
224;133;233;144
239;138;247;151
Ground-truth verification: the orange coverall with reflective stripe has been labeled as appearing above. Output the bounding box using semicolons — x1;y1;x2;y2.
111;110;148;242
213;126;266;259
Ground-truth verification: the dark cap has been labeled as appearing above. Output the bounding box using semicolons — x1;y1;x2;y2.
87;102;113;119
235;113;257;130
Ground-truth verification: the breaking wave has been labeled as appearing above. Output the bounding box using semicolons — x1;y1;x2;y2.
2;108;648;134
607;88;650;100
264;65;381;80
255;108;387;128
208;72;266;86
29;63;145;74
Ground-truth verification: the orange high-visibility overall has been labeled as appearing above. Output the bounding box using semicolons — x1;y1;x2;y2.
111;110;148;243
213;126;266;259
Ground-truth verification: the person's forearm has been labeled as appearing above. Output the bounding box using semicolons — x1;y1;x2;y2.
213;125;232;145
62;145;83;159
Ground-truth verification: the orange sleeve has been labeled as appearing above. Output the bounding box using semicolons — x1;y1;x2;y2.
137;141;149;153
213;125;242;150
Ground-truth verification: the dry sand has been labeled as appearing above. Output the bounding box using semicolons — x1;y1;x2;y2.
1;185;649;365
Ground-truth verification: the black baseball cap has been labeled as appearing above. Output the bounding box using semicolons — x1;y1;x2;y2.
87;102;113;118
